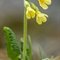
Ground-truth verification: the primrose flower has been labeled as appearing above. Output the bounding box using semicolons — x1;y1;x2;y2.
38;0;51;10
26;6;35;19
36;11;48;25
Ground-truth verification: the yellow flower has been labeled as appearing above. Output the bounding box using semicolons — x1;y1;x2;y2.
36;11;48;25
38;0;51;10
26;7;35;19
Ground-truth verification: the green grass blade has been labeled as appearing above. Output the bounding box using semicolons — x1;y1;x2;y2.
27;35;32;60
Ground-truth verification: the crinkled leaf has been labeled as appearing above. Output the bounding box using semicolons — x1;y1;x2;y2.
3;27;20;60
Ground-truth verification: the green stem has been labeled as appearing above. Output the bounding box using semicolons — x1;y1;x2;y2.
23;0;27;60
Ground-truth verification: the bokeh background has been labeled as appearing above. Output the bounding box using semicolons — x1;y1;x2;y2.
0;0;60;60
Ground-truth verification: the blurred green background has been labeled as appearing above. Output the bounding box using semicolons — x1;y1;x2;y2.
0;0;60;60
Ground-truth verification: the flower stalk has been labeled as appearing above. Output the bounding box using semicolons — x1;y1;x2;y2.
22;0;27;60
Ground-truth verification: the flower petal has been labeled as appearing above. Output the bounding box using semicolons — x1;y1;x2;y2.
42;16;47;22
26;7;35;19
38;0;51;10
42;13;48;17
36;11;48;25
26;11;31;19
36;15;42;25
45;0;51;5
41;3;48;10
31;11;35;18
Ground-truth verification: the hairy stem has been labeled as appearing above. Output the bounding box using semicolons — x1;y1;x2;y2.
22;0;27;60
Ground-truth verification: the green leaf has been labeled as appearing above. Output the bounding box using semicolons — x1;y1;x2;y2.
27;35;32;60
20;36;32;60
3;27;20;60
20;38;24;53
39;46;47;59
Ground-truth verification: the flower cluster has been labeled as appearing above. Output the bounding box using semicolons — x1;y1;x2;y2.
25;0;51;25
